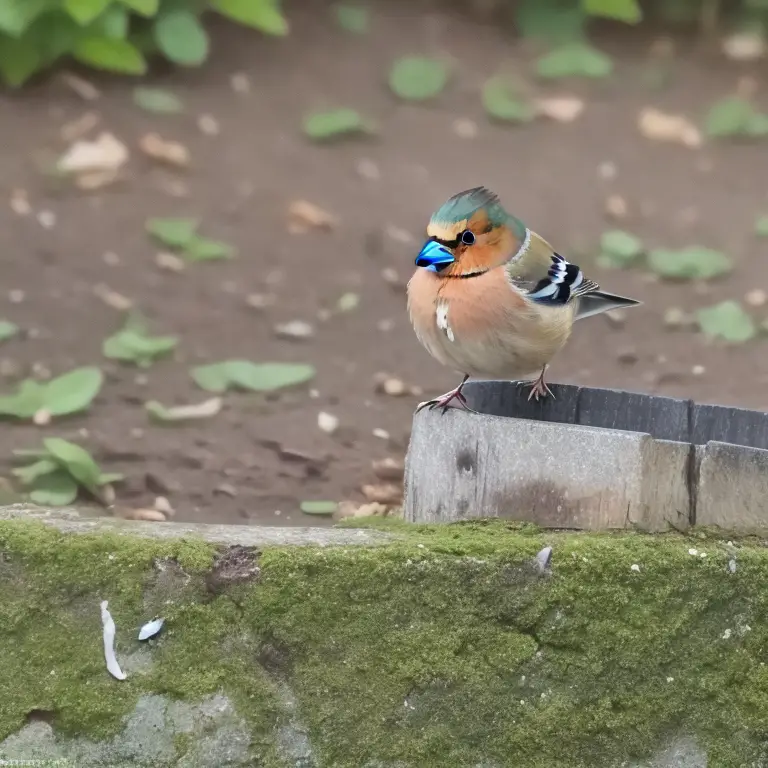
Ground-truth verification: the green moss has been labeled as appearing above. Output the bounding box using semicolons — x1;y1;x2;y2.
2;518;768;766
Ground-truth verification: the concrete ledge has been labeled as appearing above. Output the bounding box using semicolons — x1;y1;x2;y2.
0;504;394;547
405;381;768;532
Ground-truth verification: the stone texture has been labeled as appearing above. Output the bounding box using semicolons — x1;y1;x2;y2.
0;504;393;547
404;408;690;531
695;442;768;530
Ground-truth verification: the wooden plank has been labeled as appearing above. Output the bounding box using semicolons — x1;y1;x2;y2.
691;403;768;450
462;381;581;424
577;387;692;442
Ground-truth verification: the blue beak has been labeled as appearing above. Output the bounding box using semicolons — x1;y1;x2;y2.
415;240;455;272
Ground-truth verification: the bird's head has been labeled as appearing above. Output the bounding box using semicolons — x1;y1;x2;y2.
415;187;526;277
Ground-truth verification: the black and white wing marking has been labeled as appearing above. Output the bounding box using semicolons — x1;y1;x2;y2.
527;253;599;305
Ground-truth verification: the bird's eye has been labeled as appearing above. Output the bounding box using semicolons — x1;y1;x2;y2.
460;230;475;246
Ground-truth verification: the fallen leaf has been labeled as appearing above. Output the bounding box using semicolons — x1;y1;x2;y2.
58;132;129;174
303;109;373;141
697;301;756;343
300;500;338;516
146;397;222;422
482;76;535;123
288;200;337;233
191;360;316;393
597;230;645;268
536;42;613;79
647;246;732;280
389;56;449;101
60;111;100;143
59;71;100;101
362;483;402;505
755;215;768;237
535;95;584;122
133;87;185;114
334;2;369;33
139;133;190;167
637;107;702;147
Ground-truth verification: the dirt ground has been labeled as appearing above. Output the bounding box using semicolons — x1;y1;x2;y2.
1;3;767;526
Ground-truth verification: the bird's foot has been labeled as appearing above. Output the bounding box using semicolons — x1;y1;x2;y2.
416;387;472;414
521;370;555;402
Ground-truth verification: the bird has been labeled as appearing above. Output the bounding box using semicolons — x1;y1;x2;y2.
407;186;641;412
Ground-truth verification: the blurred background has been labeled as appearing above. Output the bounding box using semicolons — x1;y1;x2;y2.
0;0;767;527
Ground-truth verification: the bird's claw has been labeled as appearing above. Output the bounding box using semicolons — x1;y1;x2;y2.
517;371;555;401
416;388;473;414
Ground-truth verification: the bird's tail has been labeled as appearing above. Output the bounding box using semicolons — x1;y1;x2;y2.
575;290;641;321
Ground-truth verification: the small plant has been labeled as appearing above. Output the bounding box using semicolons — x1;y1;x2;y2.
705;97;768;138
482;76;536;123
303;109;374;142
145;217;235;261
697;301;757;343
12;437;123;506
597;230;645;268
646;246;732;280
0;367;103;422
0;320;19;343
191;360;316;393
388;56;449;101
0;0;288;87
103;313;178;367
536;42;613;79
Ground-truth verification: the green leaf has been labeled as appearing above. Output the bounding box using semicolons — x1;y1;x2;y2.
98;471;124;484
303;109;373;141
191;361;316;393
756;215;768;237
536;42;613;79
0;321;19;342
27;10;81;66
697;301;757;343
482;76;536;123
334;2;368;33
647;247;732;281
210;0;288;35
103;317;178;367
597;230;644;268
153;9;208;65
133;87;184;113
119;0;159;16
43;437;102;493
582;0;642;23
0;0;50;37
389;56;449;101
73;36;147;73
97;5;129;38
12;459;59;485
746;113;768;137
705;97;755;137
44;367;103;416
183;236;235;261
0;35;42;86
300;500;338;516
29;471;79;506
146;217;199;247
64;0;110;25
516;0;585;43
0;380;46;419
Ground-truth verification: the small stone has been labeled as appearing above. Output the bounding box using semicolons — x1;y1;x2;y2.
60;71;100;101
145;472;172;495
230;72;251;93
688;548;698;556
37;210;57;229
722;628;732;640
728;558;737;573
356;158;380;180
452;118;478;139
372;457;405;482
372;428;390;440
377;318;395;333
637;107;702;148
214;483;238;498
598;161;617;180
9;189;31;216
745;289;767;308
32;408;51;426
8;289;25;304
245;293;275;310
0;358;22;378
287;200;337;233
334;500;389;520
616;347;638;365
130;428;144;439
691;365;706;376
139;133;190;167
534;546;552;572
722;31;765;61
535;96;584;123
274;320;315;340
93;283;132;311
385;225;414;245
362;483;402;505
197;113;220;135
663;307;696;330
631;563;640;572
155;251;186;272
318;411;339;434
102;251;120;266
381;267;402;286
605;194;628;219
603;310;626;327
153;496;174;517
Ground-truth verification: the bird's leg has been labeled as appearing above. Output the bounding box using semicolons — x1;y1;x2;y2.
524;366;555;402
416;374;473;413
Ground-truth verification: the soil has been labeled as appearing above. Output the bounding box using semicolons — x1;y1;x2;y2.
1;3;767;527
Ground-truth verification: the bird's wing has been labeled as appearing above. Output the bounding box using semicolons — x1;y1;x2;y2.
504;230;599;305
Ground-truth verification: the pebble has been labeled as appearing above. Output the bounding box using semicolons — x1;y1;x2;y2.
630;563;640;572
318;411;339;434
273;320;315;340
372;428;390;440
377;318;395;333
372;457;405;482
197;113;220;135
603;310;626;328
356;158;380;181
153;496;174;516
605;194;628;219
156;251;186;272
245;293;275;310
362;483;402;505
37;210;56;229
452;118;478;139
745;289;767;308
691;365;706;377
230;72;251;93
8;289;25;304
